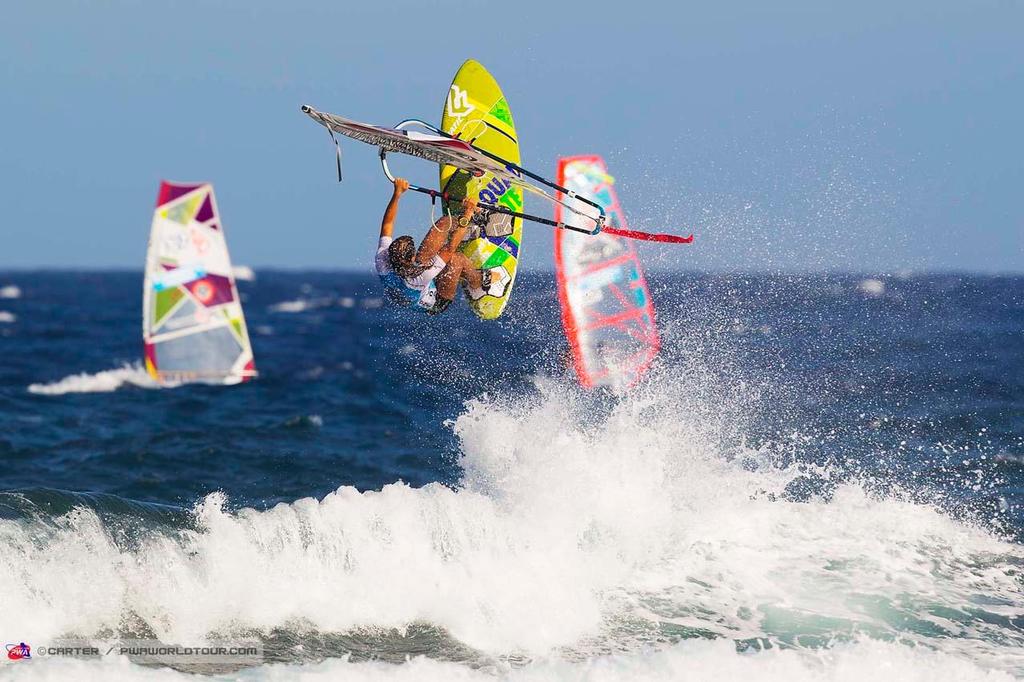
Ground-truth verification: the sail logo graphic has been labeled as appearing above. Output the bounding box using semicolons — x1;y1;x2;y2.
191;279;215;305
190;226;210;255
6;642;31;660
446;85;474;135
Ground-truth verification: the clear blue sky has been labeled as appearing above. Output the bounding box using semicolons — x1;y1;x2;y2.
2;0;1021;272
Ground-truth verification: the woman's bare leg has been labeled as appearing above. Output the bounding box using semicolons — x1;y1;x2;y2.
435;252;482;300
456;253;483;289
434;260;461;301
416;216;455;265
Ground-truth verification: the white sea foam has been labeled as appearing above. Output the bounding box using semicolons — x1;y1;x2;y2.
4;638;1015;681
0;311;15;323
27;363;160;395
0;284;22;299
857;278;886;297
232;265;256;282
2;379;1022;678
267;297;333;313
267;299;312;313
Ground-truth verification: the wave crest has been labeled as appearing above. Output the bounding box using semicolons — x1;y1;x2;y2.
27;363;159;395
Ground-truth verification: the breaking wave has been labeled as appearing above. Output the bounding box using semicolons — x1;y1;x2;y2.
27;363;159;395
1;638;1015;681
2;374;1022;679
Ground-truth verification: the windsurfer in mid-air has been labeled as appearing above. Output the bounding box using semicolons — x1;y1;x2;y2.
375;177;501;315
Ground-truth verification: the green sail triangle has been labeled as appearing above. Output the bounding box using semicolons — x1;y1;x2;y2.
153;287;184;325
164;192;204;225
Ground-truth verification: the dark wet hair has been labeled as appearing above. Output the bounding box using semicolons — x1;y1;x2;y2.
388;236;422;278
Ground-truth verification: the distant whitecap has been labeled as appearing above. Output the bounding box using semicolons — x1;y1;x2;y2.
858;278;886;297
232;265;256;281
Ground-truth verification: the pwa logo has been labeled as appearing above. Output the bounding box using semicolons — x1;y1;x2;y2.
6;642;30;660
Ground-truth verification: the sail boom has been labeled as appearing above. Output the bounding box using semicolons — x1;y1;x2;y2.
301;105;607;233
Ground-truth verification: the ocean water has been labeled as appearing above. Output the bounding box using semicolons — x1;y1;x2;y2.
0;270;1022;681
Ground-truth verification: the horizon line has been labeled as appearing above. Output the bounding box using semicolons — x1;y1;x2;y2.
1;266;1023;277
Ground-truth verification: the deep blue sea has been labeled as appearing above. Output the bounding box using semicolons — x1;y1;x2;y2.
0;270;1022;681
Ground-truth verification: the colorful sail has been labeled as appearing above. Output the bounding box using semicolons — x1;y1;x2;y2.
302;107;520;184
300;104;612;240
555;156;659;390
143;182;256;385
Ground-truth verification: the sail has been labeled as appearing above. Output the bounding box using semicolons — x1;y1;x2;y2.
555;156;659;390
301;107;520;183
300;105;622;240
143;182;256;385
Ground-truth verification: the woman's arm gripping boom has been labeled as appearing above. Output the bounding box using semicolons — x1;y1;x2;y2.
380;177;410;239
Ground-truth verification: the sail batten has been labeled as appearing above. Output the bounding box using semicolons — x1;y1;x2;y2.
143;181;255;385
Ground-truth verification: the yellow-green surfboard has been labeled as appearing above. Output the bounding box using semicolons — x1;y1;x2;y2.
439;59;523;320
